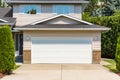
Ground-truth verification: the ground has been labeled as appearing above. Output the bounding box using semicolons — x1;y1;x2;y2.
102;58;120;76
1;63;120;80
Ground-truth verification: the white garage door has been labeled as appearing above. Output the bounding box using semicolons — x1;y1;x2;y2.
31;37;92;64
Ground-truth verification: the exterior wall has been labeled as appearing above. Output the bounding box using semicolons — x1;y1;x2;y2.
93;51;101;64
13;4;82;26
23;30;101;64
23;50;31;64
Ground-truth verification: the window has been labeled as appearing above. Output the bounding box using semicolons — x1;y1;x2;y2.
19;5;41;14
53;5;74;14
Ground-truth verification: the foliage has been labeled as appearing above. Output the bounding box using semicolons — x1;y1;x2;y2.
115;34;120;71
27;9;36;14
103;59;119;73
84;0;120;16
85;0;99;16
83;12;120;58
0;26;15;74
0;0;1;7
102;0;120;16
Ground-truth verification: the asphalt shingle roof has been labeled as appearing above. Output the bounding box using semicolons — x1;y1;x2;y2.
0;17;16;25
0;8;12;17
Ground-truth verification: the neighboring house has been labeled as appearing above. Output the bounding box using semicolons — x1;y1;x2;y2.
5;0;110;64
0;7;16;31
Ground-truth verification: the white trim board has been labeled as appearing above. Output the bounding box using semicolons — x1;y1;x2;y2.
14;28;111;31
0;19;8;23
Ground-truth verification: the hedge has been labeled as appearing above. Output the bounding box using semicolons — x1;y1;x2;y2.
0;26;15;74
83;13;120;59
115;34;120;71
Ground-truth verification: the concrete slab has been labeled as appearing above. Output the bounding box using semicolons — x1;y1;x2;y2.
1;64;120;80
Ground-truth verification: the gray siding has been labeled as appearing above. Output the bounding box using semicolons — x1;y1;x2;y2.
41;4;52;13
13;5;19;13
74;5;82;13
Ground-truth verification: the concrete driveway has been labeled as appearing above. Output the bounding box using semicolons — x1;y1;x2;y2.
1;64;120;80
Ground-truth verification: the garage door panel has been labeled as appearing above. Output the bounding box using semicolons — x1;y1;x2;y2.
31;37;92;64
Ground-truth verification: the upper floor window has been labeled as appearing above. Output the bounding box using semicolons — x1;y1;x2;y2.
19;5;41;14
53;5;74;14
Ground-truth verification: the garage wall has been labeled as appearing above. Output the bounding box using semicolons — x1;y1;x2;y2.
23;30;101;51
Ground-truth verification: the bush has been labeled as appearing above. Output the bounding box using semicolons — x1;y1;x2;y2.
83;12;120;59
115;34;120;71
0;26;15;74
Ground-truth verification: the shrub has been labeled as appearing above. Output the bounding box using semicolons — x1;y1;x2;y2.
115;34;120;71
0;26;15;74
83;12;120;59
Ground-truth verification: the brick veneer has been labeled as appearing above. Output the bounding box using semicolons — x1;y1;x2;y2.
23;50;31;64
92;51;101;64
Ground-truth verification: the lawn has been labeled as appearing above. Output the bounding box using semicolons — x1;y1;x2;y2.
103;59;119;73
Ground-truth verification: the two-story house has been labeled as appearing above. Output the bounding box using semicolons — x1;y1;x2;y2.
6;0;110;64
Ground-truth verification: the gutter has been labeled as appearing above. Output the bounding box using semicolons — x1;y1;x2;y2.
14;28;111;31
6;1;89;4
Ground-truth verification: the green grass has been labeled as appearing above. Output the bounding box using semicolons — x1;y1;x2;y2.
103;59;119;73
14;65;20;70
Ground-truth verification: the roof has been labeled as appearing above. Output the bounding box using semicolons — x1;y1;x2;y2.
0;8;12;17
31;14;93;25
0;17;16;25
14;24;110;31
6;0;89;4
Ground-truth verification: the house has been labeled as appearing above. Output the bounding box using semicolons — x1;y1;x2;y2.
5;0;110;64
0;7;16;31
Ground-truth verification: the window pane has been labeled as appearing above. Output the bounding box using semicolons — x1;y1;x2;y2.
19;5;41;14
53;5;74;14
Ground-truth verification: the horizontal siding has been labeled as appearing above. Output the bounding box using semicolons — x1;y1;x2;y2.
13;4;82;20
41;4;52;13
13;5;19;13
74;5;82;13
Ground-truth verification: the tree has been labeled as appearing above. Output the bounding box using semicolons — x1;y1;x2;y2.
0;26;15;74
85;0;99;16
0;0;1;7
115;34;120;71
102;0;120;16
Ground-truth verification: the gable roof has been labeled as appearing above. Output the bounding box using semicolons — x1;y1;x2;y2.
6;0;89;4
0;8;12;17
0;17;16;25
31;14;93;25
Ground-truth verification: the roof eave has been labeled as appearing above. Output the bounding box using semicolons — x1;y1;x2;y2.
14;28;110;31
6;1;89;4
0;23;15;25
